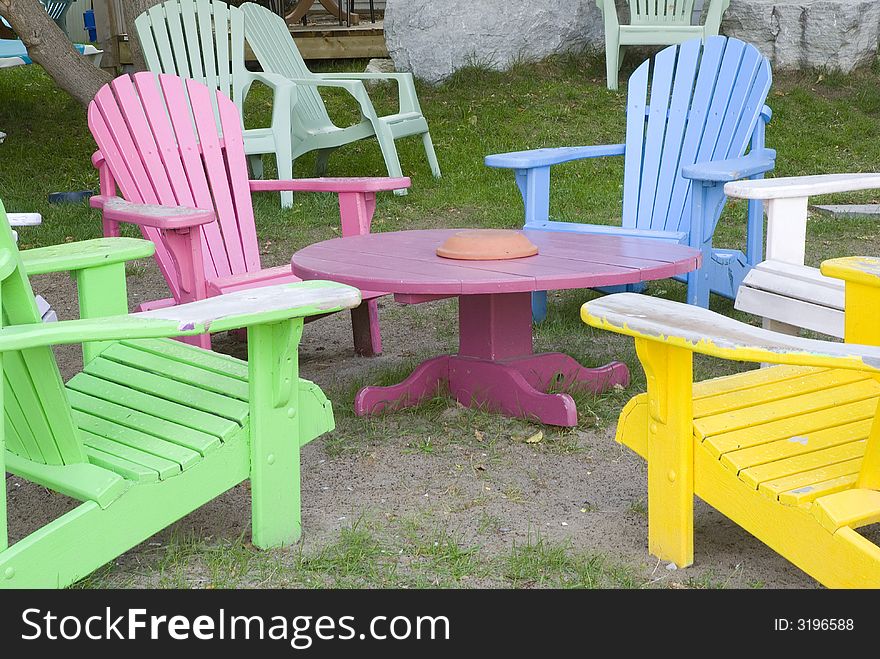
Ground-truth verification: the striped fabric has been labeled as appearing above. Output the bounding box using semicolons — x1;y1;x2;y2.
0;38;100;68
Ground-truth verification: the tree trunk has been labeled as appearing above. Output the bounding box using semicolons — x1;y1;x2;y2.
0;0;113;107
122;0;163;71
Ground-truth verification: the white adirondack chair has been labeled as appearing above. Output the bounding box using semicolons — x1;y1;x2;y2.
728;173;880;338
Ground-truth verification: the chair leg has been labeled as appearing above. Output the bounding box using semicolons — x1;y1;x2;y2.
248;319;305;548
605;36;620;91
180;333;212;350
351;299;382;357
276;145;294;209
531;291;548;323
686;265;710;308
636;339;695;568
248;154;264;179
421;131;441;178
1;435;6;553
338;190;376;236
315;148;336;176
374;124;408;196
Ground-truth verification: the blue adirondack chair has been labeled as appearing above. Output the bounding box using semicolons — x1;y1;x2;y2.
485;37;775;319
2;0;74;31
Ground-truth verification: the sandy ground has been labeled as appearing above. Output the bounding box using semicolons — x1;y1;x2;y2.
6;258;828;589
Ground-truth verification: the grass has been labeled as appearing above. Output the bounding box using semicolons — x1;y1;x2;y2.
5;51;880;589
78;518;650;589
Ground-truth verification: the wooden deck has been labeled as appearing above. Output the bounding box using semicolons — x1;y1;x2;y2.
265;19;387;60
112;20;386;66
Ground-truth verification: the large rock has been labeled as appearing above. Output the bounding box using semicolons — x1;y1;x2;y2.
385;0;880;84
723;0;880;73
384;0;605;84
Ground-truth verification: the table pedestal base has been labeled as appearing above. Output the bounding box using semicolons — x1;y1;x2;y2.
354;352;629;427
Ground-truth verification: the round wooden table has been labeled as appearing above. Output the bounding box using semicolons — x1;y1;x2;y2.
292;229;701;426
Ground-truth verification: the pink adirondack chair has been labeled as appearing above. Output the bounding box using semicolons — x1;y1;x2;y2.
87;72;409;354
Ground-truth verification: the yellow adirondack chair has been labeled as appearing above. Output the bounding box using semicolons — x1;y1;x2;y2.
582;245;880;587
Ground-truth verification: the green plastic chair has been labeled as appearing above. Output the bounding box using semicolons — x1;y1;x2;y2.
240;2;440;195
597;0;731;90
0;199;360;588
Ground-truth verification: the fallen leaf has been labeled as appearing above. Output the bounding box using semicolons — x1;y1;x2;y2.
474;430;484;442
525;431;543;444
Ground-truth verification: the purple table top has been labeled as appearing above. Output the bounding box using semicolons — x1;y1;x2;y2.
292;229;701;295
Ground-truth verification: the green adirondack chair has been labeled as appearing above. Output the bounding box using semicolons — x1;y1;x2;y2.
0;200;360;588
240;2;440;194
597;0;731;90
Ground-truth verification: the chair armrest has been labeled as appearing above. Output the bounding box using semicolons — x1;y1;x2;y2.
7;213;41;227
581;292;880;373
681;150;776;183
822;257;880;288
240;72;297;160
318;72;411;82
245;70;296;93
284;77;363;92
821;257;880;345
760;104;772;124
140;280;360;331
725;173;880;200
0;280;361;352
21;238;155;276
249;176;411;193
284;77;377;118
317;71;421;114
484;144;626;170
90;196;215;230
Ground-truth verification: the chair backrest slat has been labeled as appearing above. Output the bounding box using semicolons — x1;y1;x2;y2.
621;62;649;225
622;37;771;237
0;202;85;466
91;82;182;294
215;81;262;271
196;0;222;95
187;78;248;274
629;0;695;24
648;38;701;227
154;74;232;279
88;73;263;297
136;0;246;104
240;2;332;133
636;44;677;230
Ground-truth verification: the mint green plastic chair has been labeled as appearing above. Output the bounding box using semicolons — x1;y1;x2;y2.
598;0;730;90
240;2;440;195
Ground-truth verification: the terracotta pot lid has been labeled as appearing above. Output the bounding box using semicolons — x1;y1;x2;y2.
436;229;539;260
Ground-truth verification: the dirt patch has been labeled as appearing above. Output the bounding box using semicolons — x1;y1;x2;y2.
7;259;820;589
